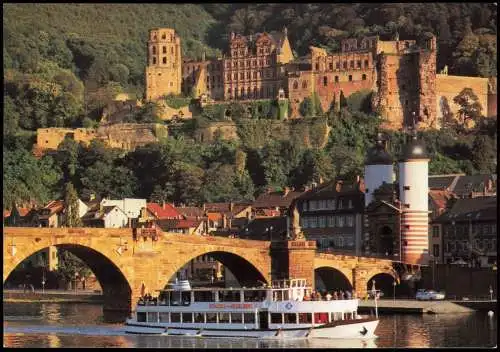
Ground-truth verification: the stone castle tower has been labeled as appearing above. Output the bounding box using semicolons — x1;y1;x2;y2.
145;28;182;101
372;35;437;130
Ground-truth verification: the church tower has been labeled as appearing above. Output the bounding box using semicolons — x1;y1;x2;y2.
145;28;182;100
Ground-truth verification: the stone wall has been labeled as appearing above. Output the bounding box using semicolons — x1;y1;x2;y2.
34;124;168;156
435;74;493;124
420;265;497;299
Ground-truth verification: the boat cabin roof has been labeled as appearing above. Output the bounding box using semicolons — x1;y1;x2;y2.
157;278;310;293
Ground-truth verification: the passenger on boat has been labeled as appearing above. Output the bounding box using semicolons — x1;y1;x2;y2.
346;290;352;299
325;292;332;301
333;291;338;300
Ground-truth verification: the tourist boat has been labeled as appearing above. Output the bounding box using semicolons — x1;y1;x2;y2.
124;278;379;339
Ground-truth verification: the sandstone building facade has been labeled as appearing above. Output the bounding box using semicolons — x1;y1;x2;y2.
145;28;497;130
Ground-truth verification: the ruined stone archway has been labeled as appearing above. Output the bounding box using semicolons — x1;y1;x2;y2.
314;266;353;293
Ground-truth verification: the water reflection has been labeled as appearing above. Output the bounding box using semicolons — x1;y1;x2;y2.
2;302;497;348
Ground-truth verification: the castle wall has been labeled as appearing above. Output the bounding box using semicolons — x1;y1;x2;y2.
435;74;492;123
36;128;75;150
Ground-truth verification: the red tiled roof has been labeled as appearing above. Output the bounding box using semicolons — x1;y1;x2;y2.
207;212;222;221
253;190;304;209
157;218;203;230
176;206;205;218
147;202;182;220
429;190;454;210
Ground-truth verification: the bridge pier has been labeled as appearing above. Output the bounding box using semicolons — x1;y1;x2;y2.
271;240;317;288
353;267;370;299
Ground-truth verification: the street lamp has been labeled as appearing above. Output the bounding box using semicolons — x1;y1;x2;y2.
42;267;46;294
74;272;79;294
393;280;397;302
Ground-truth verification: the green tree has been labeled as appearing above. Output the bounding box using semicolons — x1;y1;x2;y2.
56;250;92;287
471;134;497;173
63;182;82;227
453;88;483;124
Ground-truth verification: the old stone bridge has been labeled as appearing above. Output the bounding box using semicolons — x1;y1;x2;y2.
3;227;398;312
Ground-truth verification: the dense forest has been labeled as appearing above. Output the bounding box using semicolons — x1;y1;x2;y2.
3;3;498;208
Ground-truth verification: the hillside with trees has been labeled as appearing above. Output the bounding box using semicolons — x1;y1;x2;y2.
3;3;497;208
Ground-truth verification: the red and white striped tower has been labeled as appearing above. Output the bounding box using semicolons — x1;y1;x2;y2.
398;135;430;265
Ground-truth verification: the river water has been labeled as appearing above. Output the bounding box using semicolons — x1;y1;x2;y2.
3;302;497;348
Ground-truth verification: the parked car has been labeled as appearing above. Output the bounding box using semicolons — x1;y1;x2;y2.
416;289;446;300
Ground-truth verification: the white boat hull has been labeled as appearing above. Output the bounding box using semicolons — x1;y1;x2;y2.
124;318;378;340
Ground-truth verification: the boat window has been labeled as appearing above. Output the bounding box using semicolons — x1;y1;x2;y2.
159;312;169;323
194;313;204;323
298;313;312;324
170;313;181;323
284;313;297;324
282;290;289;301
137;312;147;322
231;312;243;323
314;312;329;324
182;312;193;323
182;292;191;305
220;290;240;302
218;312;230;323
271;313;283;324
147;312;159;323
206;313;217;323
243;313;255;324
194;291;214;302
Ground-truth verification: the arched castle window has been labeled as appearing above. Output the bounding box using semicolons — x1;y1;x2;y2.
241;87;245;98
329;63;333;70
357;60;361;68
152;46;156;54
343;61;347;69
162;33;166;39
362;74;367;80
153;35;157;40
240;72;244;80
350;60;354;68
253;72;257;79
254;87;258;97
163;57;167;64
335;76;339;83
315;63;319;71
348;75;353;82
323;76;328;87
163;46;166;53
302;80;308;89
365;60;369;68
293;81;298;90
153;57;156;64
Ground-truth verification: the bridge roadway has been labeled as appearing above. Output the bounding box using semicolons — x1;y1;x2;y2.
3;227;397;312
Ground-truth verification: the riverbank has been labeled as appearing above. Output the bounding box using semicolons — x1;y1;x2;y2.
358;298;497;314
3;290;103;304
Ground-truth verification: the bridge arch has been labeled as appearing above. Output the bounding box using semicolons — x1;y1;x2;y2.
366;270;398;298
314;266;353;293
4;237;134;312
160;248;270;289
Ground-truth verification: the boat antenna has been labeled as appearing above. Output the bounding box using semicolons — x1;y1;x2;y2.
372;280;379;319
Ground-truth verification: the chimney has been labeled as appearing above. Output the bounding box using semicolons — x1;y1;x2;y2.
335;180;344;192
